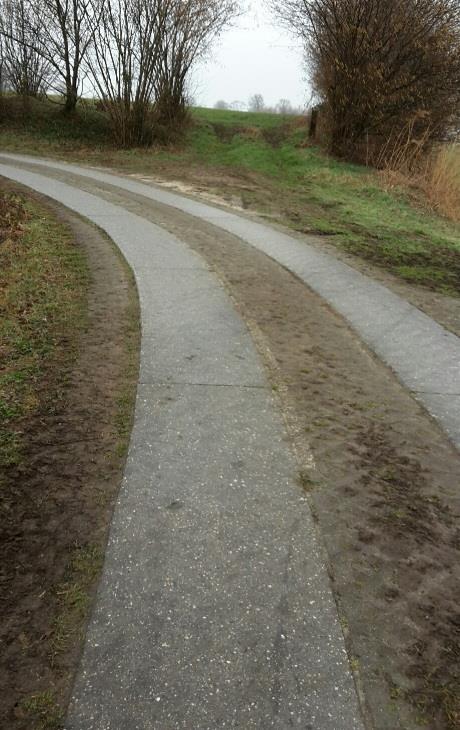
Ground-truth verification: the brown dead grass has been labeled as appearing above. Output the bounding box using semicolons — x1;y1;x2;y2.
380;142;460;223
0;192;28;244
425;145;460;222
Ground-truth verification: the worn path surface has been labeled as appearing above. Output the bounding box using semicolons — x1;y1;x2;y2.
1;154;459;449
0;162;365;729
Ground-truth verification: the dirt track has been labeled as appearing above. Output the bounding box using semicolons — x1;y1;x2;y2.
142;189;460;730
60;174;460;729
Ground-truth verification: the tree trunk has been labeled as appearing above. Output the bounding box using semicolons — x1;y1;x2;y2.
63;85;78;113
309;107;319;139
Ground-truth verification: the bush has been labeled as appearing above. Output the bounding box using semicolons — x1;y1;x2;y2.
272;0;460;160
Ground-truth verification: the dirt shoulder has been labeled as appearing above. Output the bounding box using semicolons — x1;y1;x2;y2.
0;184;140;729
36;175;459;730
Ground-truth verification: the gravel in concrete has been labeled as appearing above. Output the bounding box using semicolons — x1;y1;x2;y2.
0;163;365;729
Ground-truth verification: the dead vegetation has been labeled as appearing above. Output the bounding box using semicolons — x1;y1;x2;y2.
380;141;460;224
0;190;27;243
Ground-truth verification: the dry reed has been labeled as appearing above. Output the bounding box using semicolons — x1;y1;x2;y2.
378;121;460;223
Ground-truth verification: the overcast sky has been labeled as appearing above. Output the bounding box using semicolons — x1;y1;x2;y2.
192;1;309;110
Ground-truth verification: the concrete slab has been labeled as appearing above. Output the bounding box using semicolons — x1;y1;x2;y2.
0;163;365;729
67;383;362;730
139;335;264;387
1;153;457;447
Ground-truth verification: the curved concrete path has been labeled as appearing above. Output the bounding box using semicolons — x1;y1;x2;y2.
0;163;365;729
1;153;459;449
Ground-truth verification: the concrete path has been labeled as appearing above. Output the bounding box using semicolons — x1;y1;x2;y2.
0;163;365;729
1;153;459;449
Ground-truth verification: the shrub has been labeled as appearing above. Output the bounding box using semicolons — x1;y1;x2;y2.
272;0;460;160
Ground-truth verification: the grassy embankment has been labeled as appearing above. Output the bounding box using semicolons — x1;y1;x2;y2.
0;192;89;728
0;190;88;473
0;188;140;729
1;96;459;295
0;190;88;728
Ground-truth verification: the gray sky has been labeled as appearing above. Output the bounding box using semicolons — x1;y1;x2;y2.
193;1;309;110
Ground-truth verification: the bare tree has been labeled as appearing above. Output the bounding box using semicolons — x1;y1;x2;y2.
248;93;264;112
214;99;229;109
230;99;245;110
85;0;169;145
0;0;54;97
36;0;98;112
271;0;460;157
153;0;239;126
276;98;293;115
86;0;239;146
0;0;98;111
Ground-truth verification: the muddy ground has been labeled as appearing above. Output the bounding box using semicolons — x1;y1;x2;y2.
1;164;459;729
0;188;139;728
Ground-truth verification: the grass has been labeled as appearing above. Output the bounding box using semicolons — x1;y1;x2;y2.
175;117;459;294
1;190;140;729
20;691;63;730
0;190;140;730
52;545;104;657
192;105;289;128
298;470;322;492
0;189;88;730
0;190;88;474
0;96;459;295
